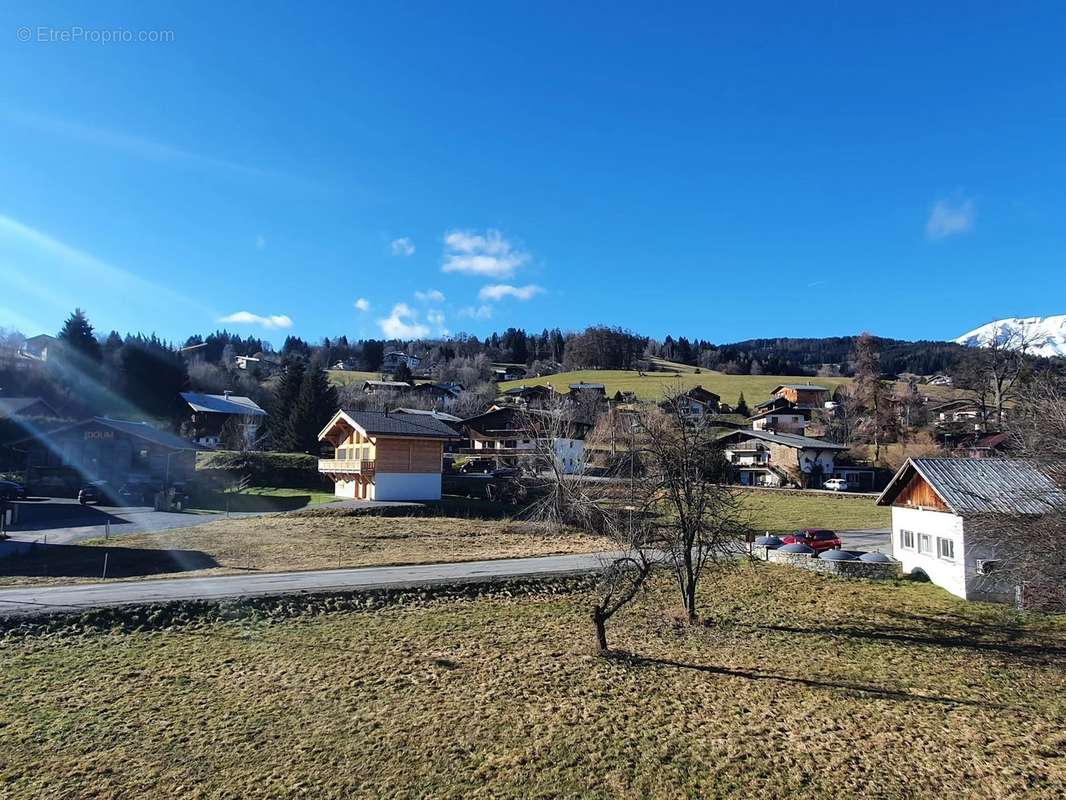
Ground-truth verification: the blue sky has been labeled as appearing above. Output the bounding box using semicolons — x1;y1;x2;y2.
2;2;1065;347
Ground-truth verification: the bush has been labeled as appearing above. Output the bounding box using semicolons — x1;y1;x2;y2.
195;450;329;490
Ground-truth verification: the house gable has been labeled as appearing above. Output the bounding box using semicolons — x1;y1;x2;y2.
891;472;952;513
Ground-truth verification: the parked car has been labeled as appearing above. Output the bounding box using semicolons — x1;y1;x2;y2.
78;481;114;505
823;478;849;492
0;480;27;501
459;458;496;474
782;528;841;553
118;481;162;506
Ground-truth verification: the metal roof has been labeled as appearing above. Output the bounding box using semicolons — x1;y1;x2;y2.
180;392;266;416
720;428;848;450
773;384;829;391
321;409;459;440
393;408;463;423
876;457;1066;516
0;397;58;418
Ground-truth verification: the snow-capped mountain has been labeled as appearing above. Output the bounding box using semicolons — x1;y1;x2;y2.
954;315;1066;358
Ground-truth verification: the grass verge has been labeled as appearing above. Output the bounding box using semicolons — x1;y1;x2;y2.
1;567;1062;798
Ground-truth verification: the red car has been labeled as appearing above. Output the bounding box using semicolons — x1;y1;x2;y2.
782;528;841;552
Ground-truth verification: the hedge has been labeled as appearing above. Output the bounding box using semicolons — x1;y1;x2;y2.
195;450;330;490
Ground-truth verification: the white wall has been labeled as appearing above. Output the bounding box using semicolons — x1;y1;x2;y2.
891;506;967;598
333;478;356;499
553;438;586;475
372;472;442;501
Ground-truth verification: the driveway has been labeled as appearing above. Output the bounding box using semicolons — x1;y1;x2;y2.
837;528;891;553
4;497;429;546
4;498;263;545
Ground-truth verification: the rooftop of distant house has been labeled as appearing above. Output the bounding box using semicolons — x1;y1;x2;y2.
180;392;266;416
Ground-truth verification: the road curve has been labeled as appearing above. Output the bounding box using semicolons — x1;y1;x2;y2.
0;552;618;617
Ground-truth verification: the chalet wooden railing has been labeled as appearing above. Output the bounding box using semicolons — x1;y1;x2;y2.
318;458;376;474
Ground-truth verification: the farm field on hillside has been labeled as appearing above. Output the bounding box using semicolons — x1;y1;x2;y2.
502;369;852;403
326;369;386;386
4;568;1063;799
503;368;960;404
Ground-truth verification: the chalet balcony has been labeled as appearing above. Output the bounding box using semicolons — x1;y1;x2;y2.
318;458;376;475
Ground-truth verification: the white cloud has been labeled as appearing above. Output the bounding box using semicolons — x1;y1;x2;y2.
219;311;293;330
415;288;445;303
442;229;530;278
926;198;975;240
478;283;544;302
427;309;446;327
354;297;371;312
391;237;416;256
378;303;430;339
255;234;266;250
458;305;494;320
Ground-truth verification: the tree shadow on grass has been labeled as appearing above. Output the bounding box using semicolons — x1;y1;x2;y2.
761;613;1066;663
611;651;997;708
0;543;218;580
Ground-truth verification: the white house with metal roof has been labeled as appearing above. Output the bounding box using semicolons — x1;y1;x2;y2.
877;458;1066;603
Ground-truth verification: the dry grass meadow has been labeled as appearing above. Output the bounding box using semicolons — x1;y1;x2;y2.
0;511;606;587
2;566;1063;799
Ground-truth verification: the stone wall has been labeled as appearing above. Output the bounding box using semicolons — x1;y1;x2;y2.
753;545;900;580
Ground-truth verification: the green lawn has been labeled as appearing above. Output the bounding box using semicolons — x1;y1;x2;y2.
326;369;384;386
3;568;1063;799
743;491;890;532
234;485;338;506
502;369;852;404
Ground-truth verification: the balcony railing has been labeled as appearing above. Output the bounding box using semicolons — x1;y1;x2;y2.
318;458;376;474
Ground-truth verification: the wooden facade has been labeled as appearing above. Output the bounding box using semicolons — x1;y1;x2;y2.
891;473;951;513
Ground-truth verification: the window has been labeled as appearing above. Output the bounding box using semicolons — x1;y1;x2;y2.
917;533;933;555
899;529;915;549
937;537;955;561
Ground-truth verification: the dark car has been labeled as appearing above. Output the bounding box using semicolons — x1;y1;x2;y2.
0;480;27;501
459;458;496;474
78;481;114;505
782;528;842;553
119;481;161;506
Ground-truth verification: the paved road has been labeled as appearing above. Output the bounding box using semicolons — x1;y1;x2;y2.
0;552;616;617
837;529;891;552
5;499;263;545
5;498;422;546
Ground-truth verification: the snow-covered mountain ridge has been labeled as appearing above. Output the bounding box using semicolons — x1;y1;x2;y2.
954;315;1066;359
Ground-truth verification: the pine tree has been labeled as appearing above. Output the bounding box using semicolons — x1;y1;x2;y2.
391;361;413;384
268;360;306;451
735;393;750;417
58;308;102;363
285;363;338;454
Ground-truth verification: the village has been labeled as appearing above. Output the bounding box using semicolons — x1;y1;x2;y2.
3;4;1066;796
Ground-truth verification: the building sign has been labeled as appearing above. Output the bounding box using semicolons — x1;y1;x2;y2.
85;430;115;441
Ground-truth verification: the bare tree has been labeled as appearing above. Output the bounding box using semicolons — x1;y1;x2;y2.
853;332;895;462
953;324;1038;431
636;398;751;624
966;372;1066;608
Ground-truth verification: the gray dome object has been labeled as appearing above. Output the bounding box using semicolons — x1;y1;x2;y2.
777;542;816;554
859;551;896;563
818;549;859;561
754;535;784;548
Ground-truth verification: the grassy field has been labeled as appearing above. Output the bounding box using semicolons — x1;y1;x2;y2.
0;512;604;586
742;490;889;532
503;367;961;405
0;492;886;587
3;568;1063;799
229;486;338;506
503;369;852;404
